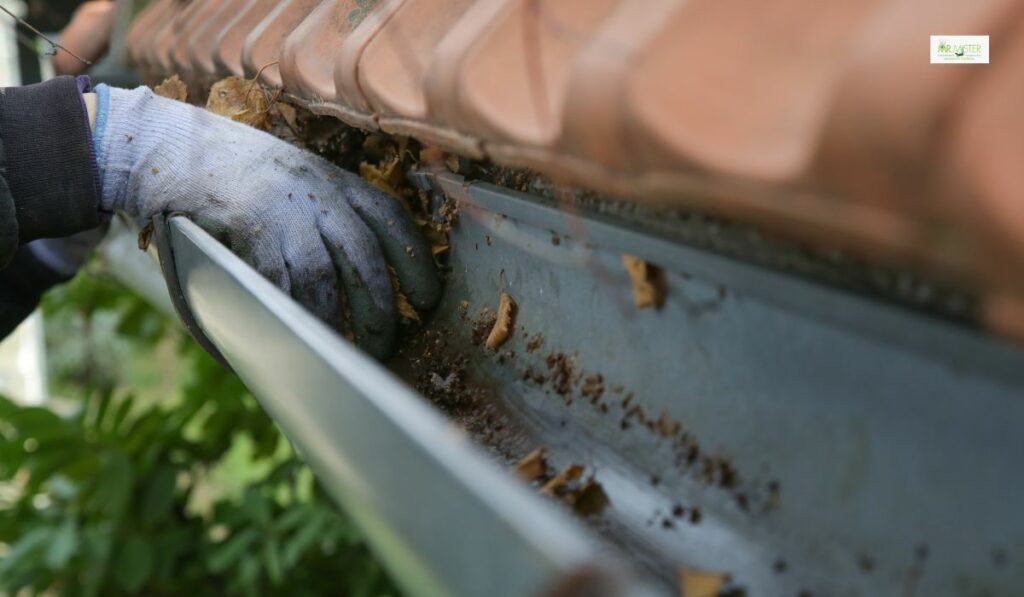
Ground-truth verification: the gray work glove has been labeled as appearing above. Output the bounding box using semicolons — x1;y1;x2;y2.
91;84;441;358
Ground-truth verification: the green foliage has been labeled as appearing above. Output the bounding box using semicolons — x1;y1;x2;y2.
0;268;399;596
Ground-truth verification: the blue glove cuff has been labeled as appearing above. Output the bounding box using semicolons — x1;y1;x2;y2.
93;83;111;172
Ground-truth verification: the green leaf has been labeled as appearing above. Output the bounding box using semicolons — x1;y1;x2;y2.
263;538;283;585
236;554;261;594
208;527;259;574
25;448;81;492
9;406;63;430
0;526;52;590
89;452;134;516
241;488;271;526
272;504;311;534
113;534;153;592
282;510;328;568
139;464;178;526
44;518;78;569
108;395;135;435
92;390;113;430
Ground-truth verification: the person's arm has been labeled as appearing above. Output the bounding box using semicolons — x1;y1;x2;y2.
0;76;101;265
84;92;97;127
0;76;102;337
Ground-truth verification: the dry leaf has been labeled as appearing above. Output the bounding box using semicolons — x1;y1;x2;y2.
207;76;269;130
431;244;449;256
513;448;548;482
419;146;444;166
678;568;727;597
388;267;420;323
137;221;155;251
623;254;665;309
485;293;516;349
275;101;298;131
539;464;584;496
359;155;404;197
567;479;609;516
153;75;187;102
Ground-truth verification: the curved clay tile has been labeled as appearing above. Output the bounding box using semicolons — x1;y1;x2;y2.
241;0;323;88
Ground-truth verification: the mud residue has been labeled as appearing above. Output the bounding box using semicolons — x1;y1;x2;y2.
526;333;544;354
389;326;520;457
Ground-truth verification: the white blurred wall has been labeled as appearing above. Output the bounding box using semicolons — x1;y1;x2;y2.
0;312;48;405
0;0;26;86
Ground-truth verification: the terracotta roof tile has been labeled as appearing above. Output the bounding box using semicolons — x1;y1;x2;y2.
359;0;477;127
213;0;279;77
189;0;252;80
281;0;345;101
123;0;1024;337
241;0;322;88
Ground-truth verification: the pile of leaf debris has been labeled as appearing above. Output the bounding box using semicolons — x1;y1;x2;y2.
153;74;460;324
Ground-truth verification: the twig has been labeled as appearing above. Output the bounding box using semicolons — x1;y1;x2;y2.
0;4;92;66
245;59;279;98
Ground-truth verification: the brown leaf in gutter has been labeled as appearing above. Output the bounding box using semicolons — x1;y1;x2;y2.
359;155;405;197
567;479;609;517
207;76;269;130
153;75;187;102
513;447;548;482
388;266;420;323
623;254;665;309
485;293;516;349
418;145;444;166
275;101;299;132
137;221;155;251
539;463;584;497
678;568;727;597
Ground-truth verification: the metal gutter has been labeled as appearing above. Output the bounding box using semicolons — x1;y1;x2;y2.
419;172;1024;388
105;170;1024;596
165;216;652;597
402;170;1024;596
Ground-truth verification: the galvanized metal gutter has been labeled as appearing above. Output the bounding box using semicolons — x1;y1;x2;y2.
122;170;1024;596
405;171;1024;596
164;216;651;597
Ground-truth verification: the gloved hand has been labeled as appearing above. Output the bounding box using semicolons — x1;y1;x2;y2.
91;84;441;358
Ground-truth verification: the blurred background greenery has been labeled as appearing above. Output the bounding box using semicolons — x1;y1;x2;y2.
0;261;400;596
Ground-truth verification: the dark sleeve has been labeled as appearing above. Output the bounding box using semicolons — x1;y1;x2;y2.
0;131;16;267
0;76;101;269
0;245;72;339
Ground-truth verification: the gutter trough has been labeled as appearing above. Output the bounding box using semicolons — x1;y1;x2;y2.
157;170;1024;597
166;216;650;597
